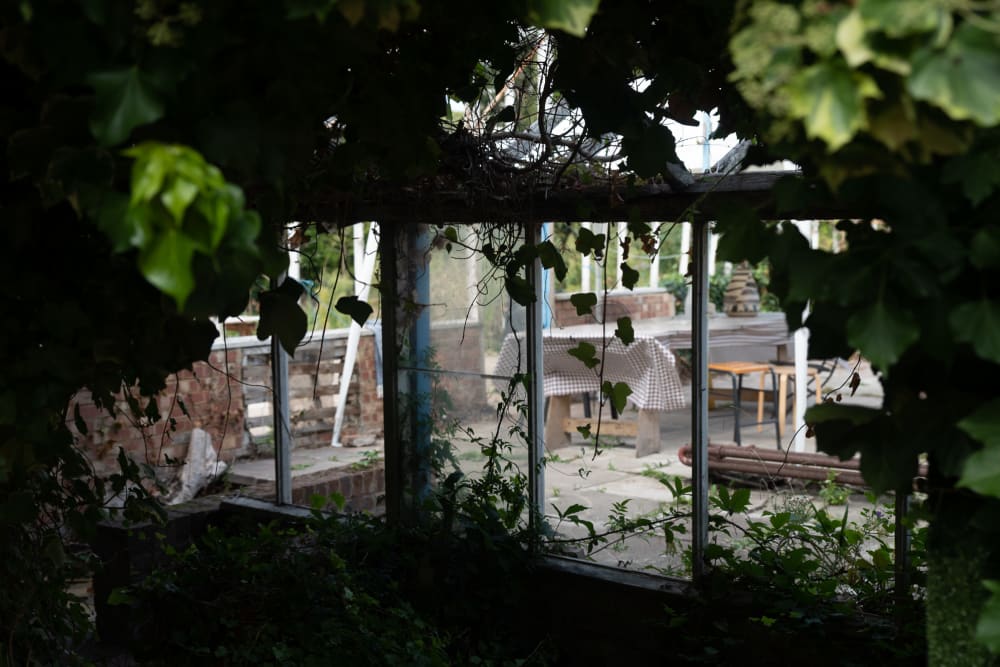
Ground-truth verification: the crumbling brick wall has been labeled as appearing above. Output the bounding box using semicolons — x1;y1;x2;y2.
70;330;384;484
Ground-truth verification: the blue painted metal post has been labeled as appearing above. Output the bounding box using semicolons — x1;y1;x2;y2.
411;227;433;508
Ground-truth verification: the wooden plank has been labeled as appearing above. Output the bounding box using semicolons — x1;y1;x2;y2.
298;171;874;225
562;417;637;438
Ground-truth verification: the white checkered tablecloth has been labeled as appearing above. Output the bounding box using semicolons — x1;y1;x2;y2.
494;333;687;412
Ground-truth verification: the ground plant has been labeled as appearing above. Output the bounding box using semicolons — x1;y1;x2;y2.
2;0;998;663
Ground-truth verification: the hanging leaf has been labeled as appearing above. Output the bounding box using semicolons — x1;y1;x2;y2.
958;445;1000;499
335;295;373;326
942;151;1000;206
137;228;196;309
976;582;1000;653
846;300;919;370
950;300;1000;364
575;227;605;258
971;228;1000;270
857;0;951;39
567;341;599;369
908;24;1000;127
957;400;1000;497
258;278;307;356
623;123;678;178
614;317;634;345
785;61;881;150
523;0;600;37
620;262;639;289
73;403;88;436
505;275;535;306
570;292;597;316
601;380;632;414
537;240;568;282
88;67;165;146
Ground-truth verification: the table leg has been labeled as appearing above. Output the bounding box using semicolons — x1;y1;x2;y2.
778;373;788;436
635;409;661;457
544;395;572;451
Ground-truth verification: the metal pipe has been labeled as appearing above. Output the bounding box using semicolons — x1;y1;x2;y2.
691;220;710;582
270;272;292;505
677;446;866;485
381;226;401;524
526;223;546;533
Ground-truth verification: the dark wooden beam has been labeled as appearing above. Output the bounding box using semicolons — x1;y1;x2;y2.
297;171;871;224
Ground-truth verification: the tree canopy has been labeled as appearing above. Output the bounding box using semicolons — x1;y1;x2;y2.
3;0;1000;662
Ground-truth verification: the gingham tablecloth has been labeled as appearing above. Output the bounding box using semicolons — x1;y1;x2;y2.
494;333;687;412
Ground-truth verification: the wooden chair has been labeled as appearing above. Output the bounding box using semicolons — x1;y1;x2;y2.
769;365;823;435
707;361;781;449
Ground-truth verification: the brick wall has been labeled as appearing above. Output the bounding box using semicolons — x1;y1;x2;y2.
71;330;383;484
552;288;676;328
246;462;386;514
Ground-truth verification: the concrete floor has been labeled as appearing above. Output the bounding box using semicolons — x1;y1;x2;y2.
229;357;886;575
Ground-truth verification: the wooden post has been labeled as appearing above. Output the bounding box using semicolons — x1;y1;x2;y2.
544;396;572;451
635;409;661;457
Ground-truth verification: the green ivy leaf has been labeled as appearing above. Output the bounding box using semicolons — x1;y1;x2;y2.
958;399;1000;450
570;292;597;316
575;226;605;258
971;228;1000;270
137;228;196;309
958;445;1000;499
942;151;1000;206
505;275;534;306
523;0;600;37
857;0;950;39
785;61;881;151
950;300;1000;364
805;402;881;426
88;67;165;146
258;278;307;356
161;177;199;225
909;24;1000;126
715;205;773;265
614;317;634;345
567;341;599;369
537;240;568;282
623;123;678;178
620;262;639;289
335;295;373;326
976;582;1000;653
601;380;632;414
846;300;919;370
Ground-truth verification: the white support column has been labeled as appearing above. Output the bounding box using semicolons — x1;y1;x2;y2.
791;220;817;451
649;231;660;289
616;221;627;288
679;222;691;276
353;222;365;296
287;224;301;282
581;222;592;292
708;230;719;277
332;223;380;447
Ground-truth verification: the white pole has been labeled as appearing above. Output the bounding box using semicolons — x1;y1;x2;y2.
287;224;301;282
649;232;660;289
679;222;691;276
708;230;718;277
791;220;816;451
616;221;627;288
353;222;365;296
332;222;379;447
581;222;592;293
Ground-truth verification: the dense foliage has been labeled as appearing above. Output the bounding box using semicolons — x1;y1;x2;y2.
3;0;999;663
